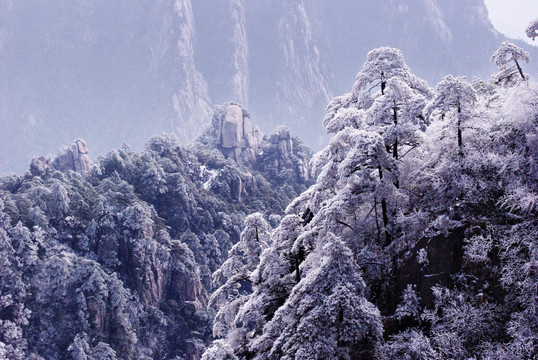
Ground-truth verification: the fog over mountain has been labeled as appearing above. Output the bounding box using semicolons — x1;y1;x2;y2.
1;0;536;174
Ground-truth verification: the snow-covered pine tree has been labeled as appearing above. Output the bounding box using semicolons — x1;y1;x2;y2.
334;47;431;243
491;41;530;85
207;213;270;339
0;227;30;360
352;48;430;161
232;215;304;356
248;233;382;360
201;339;238;360
526;18;538;40
424;75;476;157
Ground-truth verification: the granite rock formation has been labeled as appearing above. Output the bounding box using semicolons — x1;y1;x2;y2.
259;126;310;184
53;138;92;174
30;138;92;176
205;103;310;186
217;104;260;166
29;156;53;177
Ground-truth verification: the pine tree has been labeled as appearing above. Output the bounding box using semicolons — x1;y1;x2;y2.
424;75;476;157
249;233;382;359
526;18;538;40
491;41;530;85
208;213;270;339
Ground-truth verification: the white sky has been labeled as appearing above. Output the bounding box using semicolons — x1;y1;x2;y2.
485;0;538;45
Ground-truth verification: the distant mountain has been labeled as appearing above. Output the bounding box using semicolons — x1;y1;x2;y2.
1;0;536;173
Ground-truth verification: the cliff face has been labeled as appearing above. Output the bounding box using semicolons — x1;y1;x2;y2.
1;0;535;173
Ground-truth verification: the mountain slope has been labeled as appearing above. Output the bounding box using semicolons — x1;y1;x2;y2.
0;104;312;359
1;0;536;174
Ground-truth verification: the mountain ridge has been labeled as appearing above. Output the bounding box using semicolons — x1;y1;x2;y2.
1;0;536;174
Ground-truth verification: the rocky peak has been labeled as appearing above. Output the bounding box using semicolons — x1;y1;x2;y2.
267;126;293;157
30;138;92;176
197;102;312;204
216;103;260;166
54;138;92;174
260;126;310;183
29;156;53;177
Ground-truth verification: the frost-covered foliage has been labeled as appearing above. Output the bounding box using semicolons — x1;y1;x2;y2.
491;41;530;85
208;213;270;339
0;120;310;358
201;339;238;360
208;45;538;359
383;50;537;359
3;42;538;359
423;75;476;157
382;330;439;360
527;18;538;41
248;234;382;360
395;284;420;321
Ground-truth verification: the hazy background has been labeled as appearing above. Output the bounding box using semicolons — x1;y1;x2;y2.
1;0;537;175
485;0;538;44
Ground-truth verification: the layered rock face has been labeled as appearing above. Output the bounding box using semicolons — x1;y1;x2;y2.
197;102;312;204
29;156;53;177
268;126;293;158
263;126;310;183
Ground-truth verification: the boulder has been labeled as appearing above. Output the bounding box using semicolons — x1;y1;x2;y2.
185;339;205;360
296;158;309;182
239;147;257;165
230;174;243;202
269;133;280;144
243;116;257;151
381;226;467;320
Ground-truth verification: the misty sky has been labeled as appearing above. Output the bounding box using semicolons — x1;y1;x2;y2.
485;0;538;44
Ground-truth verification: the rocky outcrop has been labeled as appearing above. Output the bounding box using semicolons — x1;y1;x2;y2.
381;226;467;336
185;338;206;360
200;103;311;198
267;126;293;157
396;226;466;309
30;156;53;177
53;138;92;174
217;103;260;166
30;138;92;176
213;104;309;181
259;126;310;183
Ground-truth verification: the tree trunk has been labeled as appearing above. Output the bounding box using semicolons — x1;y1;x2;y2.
457;105;464;158
392;106;398;160
392;106;399;188
378;166;391;245
381;72;386;95
374;197;381;242
515;59;525;79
